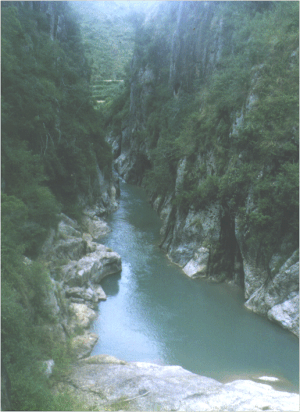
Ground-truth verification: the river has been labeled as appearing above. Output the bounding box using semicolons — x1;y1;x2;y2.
91;181;299;392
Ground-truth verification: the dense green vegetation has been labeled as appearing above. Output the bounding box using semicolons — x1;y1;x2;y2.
70;1;152;110
1;2;113;410
70;1;135;80
1;1;299;409
179;1;299;259
2;2;113;239
113;1;299;263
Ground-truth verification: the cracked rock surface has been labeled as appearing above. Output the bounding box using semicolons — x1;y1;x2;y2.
56;355;299;411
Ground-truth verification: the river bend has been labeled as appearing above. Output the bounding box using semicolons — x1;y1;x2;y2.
91;181;299;391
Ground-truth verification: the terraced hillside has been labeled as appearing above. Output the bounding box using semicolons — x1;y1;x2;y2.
71;2;152;108
91;78;125;108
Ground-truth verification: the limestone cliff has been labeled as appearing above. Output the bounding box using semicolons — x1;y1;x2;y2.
108;2;299;335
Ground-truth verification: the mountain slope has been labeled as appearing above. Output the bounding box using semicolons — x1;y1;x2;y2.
107;1;299;335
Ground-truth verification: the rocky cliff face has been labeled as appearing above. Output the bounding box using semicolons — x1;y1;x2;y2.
108;2;299;336
39;181;121;361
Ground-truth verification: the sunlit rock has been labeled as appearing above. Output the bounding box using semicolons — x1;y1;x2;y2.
61;246;121;287
268;293;299;337
79;354;127;365
183;247;210;278
69;303;97;329
71;332;99;360
245;251;299;336
65;358;299;411
65;284;106;308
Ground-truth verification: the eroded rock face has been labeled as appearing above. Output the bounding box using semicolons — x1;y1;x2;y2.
40;203;121;358
65;285;107;303
60;245;121;287
268;294;299;336
162;202;221;268
245;251;299;336
60;355;299;411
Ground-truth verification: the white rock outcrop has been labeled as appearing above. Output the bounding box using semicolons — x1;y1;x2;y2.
40;210;121;358
63;355;299;411
71;332;99;359
245;251;299;336
61;245;121;287
69;303;97;329
183;247;210;278
268;293;299;337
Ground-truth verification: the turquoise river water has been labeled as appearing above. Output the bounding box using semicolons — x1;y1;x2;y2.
91;181;299;392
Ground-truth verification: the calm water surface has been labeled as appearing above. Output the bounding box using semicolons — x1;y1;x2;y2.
91;182;299;391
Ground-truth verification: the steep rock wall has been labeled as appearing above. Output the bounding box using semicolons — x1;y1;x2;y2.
39;182;121;361
109;2;299;335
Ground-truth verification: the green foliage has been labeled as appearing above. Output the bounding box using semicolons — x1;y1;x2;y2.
1;193;86;410
2;278;54;411
1;3;116;410
121;1;299;257
70;1;140;79
2;2;113;239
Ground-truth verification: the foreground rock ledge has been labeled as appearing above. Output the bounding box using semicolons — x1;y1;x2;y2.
57;355;299;411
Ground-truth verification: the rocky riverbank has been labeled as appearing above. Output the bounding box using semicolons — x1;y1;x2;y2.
39;192;122;361
53;354;299;411
152;190;300;338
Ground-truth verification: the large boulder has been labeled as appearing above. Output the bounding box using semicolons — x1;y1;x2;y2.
61;245;121;287
60;356;299;411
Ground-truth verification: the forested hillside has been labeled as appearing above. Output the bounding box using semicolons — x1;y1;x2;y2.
1;2;113;409
108;1;299;331
1;1;299;410
70;1;153;107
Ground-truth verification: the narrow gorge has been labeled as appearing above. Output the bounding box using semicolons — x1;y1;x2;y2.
1;2;299;411
108;1;299;339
